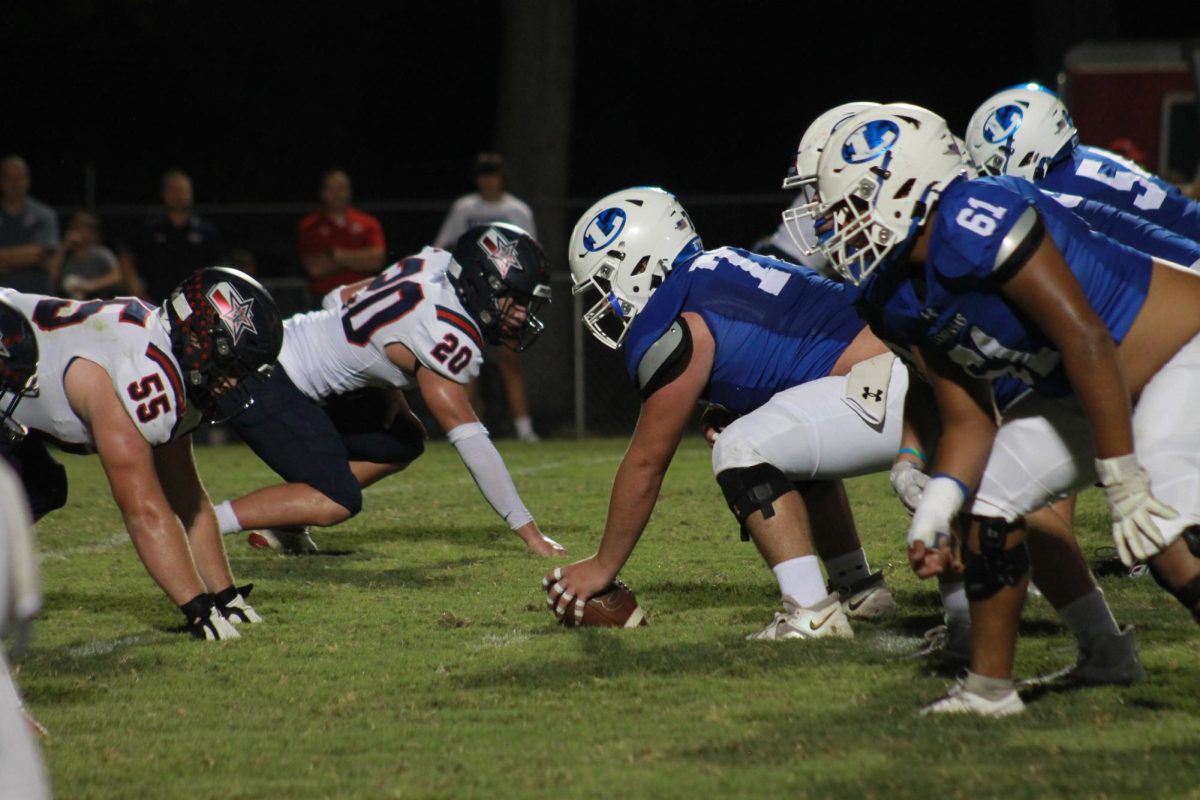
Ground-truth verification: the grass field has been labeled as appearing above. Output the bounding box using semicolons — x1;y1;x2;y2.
15;437;1200;799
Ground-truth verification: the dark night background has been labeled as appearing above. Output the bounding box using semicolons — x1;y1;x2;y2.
5;0;1198;432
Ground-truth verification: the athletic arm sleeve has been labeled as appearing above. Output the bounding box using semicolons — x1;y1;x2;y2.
446;422;534;530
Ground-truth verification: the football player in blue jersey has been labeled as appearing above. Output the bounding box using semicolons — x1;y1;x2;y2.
544;186;927;639
966;83;1200;245
801;102;1200;715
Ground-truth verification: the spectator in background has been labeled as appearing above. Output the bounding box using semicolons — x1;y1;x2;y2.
128;169;224;304
434;153;541;442
0;155;59;295
297;169;385;301
47;211;122;300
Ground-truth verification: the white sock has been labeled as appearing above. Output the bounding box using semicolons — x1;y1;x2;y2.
513;416;535;438
1057;587;1120;647
940;579;970;629
824;548;870;588
772;555;827;607
214;501;242;535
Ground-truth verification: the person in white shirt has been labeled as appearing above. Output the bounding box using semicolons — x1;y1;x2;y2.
434;153;541;442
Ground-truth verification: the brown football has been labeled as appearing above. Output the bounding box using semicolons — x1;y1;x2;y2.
562;581;647;628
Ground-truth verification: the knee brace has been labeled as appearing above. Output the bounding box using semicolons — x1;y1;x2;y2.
963;517;1030;601
716;463;793;542
1183;525;1200;559
1149;562;1200;624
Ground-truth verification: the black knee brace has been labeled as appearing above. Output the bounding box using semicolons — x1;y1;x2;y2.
1183;525;1200;559
1149;561;1200;624
963;517;1030;601
716;463;794;542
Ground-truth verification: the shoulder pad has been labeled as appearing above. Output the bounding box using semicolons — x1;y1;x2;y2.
991;205;1044;283
636;319;692;399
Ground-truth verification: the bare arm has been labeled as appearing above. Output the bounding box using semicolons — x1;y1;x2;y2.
999;235;1134;459
0;244;50;271
331;245;385;274
154;435;234;593
549;312;715;602
64;360;206;605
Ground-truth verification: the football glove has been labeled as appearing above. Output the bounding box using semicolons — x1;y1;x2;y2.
907;476;967;549
1095;454;1177;567
214;583;263;625
890;460;929;514
180;593;241;640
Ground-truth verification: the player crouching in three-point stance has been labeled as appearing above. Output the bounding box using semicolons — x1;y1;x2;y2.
209;224;563;557
0;269;283;639
547;187;918;638
802;103;1200;715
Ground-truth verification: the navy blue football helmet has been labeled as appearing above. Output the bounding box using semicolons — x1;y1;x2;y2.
164;267;283;418
448;224;552;351
0;298;39;444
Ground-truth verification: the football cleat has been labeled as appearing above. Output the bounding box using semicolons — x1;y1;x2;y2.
912;622;972;666
215;583;263;625
247;527;319;554
1024;625;1146;687
747;593;854;641
920;681;1025;717
830;570;898;620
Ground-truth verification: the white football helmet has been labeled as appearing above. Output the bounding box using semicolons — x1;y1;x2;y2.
807;103;967;285
782;102;881;258
569;187;702;349
965;83;1078;181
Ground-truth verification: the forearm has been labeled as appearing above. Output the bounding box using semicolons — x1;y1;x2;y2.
181;502;235;593
123;507;207;604
0;245;49;270
446;422;534;529
1061;340;1135;458
594;455;667;577
332;247;385;273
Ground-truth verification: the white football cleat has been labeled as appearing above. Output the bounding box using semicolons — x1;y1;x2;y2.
248;527;319;554
831;570;898;620
747;593;854;641
920;681;1024;717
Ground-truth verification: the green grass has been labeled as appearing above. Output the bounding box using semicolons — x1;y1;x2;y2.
17;438;1200;799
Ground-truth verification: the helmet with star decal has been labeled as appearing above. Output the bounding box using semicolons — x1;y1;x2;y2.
164;267;283;418
448;223;552;351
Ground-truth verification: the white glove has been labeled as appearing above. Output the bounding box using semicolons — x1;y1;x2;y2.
890;460;929;514
907;476;968;548
1095;454;1177;567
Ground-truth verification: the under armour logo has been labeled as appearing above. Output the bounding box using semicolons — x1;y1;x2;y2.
861;387;882;402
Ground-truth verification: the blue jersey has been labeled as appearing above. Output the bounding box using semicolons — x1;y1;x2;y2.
624;247;865;415
1040;144;1200;243
859;175;1152;402
1046;191;1200;269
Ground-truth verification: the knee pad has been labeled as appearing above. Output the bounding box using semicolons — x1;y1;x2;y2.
1149;565;1200;623
963;517;1030;601
1183;525;1200;559
716;463;793;542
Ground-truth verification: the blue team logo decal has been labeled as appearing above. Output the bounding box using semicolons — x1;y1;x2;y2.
983;104;1024;144
582;207;627;252
842;120;900;164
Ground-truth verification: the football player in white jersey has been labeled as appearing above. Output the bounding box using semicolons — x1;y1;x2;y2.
0;268;283;640
211;224;564;557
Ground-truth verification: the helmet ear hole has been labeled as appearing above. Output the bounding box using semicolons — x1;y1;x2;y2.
631;256;650;277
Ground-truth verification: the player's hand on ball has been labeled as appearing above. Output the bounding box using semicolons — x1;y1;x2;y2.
543;558;613;623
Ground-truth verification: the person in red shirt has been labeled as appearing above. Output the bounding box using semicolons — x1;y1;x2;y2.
297;169;386;299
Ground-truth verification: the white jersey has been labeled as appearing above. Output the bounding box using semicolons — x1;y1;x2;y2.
434;192;537;248
0;290;200;449
280;248;486;401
